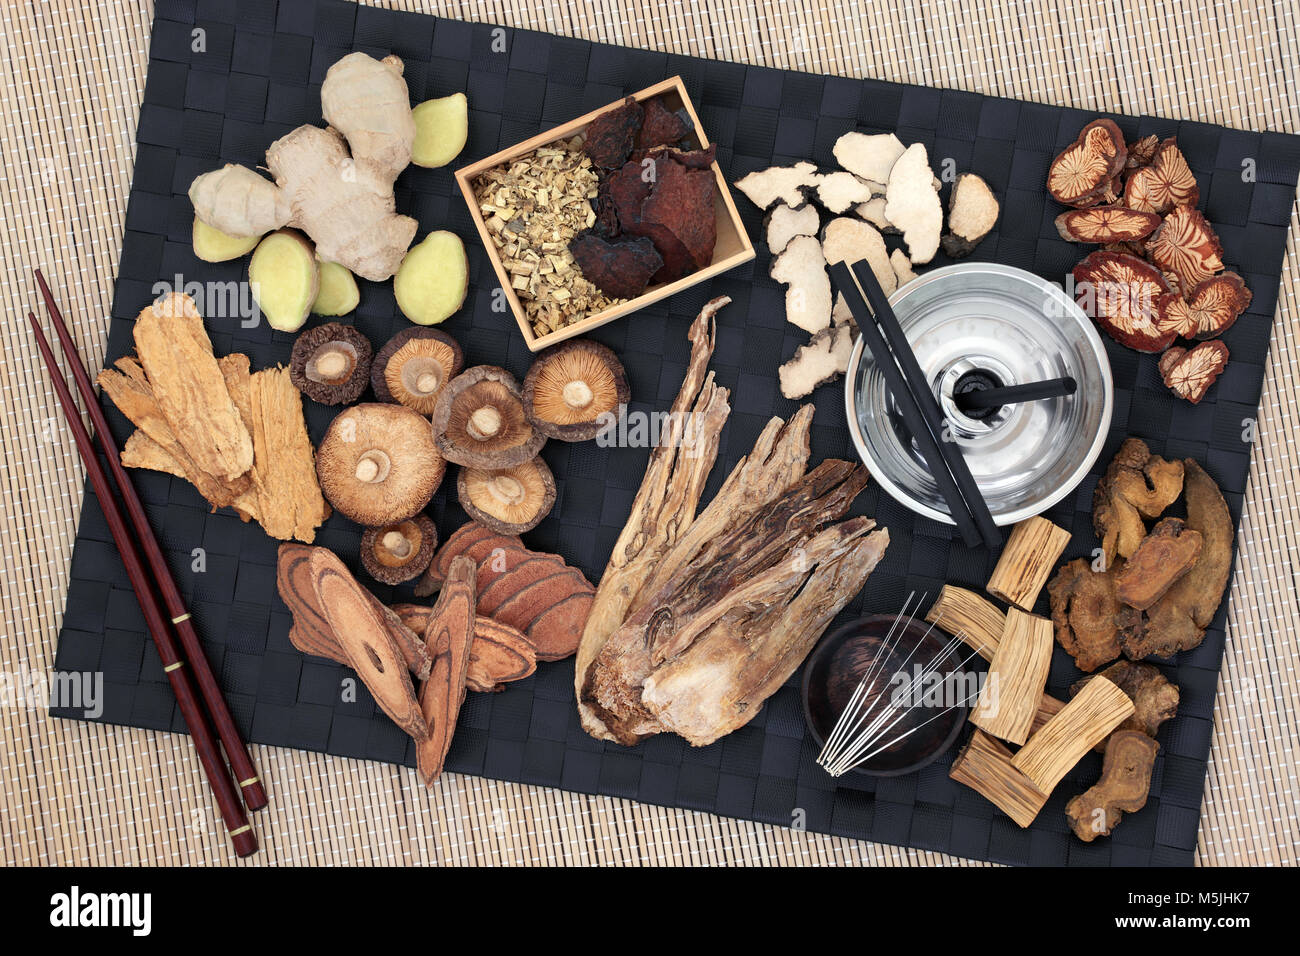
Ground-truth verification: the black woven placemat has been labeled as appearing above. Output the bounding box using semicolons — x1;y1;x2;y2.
52;0;1300;866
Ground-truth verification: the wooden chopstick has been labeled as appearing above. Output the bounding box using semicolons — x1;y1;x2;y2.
27;311;259;858
35;270;268;813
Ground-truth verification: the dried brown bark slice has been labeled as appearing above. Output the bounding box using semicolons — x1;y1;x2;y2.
1047;119;1127;208
1158;340;1229;404
1123;139;1199;213
493;571;590;635
1055;205;1161;243
1072;660;1180;744
1072;251;1176;352
477;559;569;617
1158;272;1252;340
1146;204;1223;292
526;591;594;661
1092;438;1184;564
415;555;476;785
1115;517;1203;610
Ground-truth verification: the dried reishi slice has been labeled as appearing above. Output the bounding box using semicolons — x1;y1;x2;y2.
1159;341;1229;404
569;233;662;299
1073;251;1176;352
630;153;717;281
636;97;690;150
1126;135;1161;170
1158;272;1252;340
1123;139;1199;213
1047;118;1127;208
1056;206;1161;244
583;96;644;169
1146;204;1223;292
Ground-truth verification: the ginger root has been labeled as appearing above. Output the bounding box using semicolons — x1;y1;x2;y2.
189;53;418;282
412;93;468;169
394;230;469;326
192;216;260;262
250;230;319;332
311;259;360;316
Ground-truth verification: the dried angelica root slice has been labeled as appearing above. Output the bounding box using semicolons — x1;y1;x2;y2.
1158;272;1251;340
1055;206;1161;244
734;161;823;210
815;171;876;214
884;143;942;264
941;173;1000;257
770;234;832;332
1145;204;1224;296
1072;251;1175;352
1047;119;1127;208
763;202;820;254
1159;341;1229;404
1123;139;1199;213
833;131;906;184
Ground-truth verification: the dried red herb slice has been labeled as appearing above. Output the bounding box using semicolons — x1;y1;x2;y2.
584;97;645;169
1126;135;1161;170
636;97;691;150
607;158;654;232
1073;251;1176;352
1056;205;1162;243
1146;204;1224;292
1159;272;1252;339
1048;119;1128;208
1159;341;1229;403
1123;139;1199;213
569;233;663;299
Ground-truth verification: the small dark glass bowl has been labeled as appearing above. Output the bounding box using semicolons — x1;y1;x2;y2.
801;614;970;778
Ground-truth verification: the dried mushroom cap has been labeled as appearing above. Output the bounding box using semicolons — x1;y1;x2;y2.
1047;118;1127;208
360;514;437;584
522;339;629;441
1159;341;1229;404
1145;204;1224;293
316;403;445;526
1159;272;1251;340
432;366;545;468
372;327;464;416
1055;206;1161;244
1123;139;1199;213
289;322;373;405
1072;251;1176;353
458;456;557;534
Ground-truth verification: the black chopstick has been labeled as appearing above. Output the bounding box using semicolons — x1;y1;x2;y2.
955;376;1077;411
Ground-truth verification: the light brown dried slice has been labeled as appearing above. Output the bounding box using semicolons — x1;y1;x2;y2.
1055;206;1161;244
1047;558;1123;672
733;161;823;210
278;543;340;654
1072;251;1176;352
884;143;942;264
1115;517;1203;610
478;561;571;618
1065;730;1159;841
474;546;548;593
1158;272;1251;340
1146;204;1223;292
1093;438;1185;564
246;365;329;543
391;604;536;692
415;524;527;597
1123;139;1199;213
1047;118;1127;208
415;554;476;785
1159;341;1229;404
525;590;594;661
941;173;1000;257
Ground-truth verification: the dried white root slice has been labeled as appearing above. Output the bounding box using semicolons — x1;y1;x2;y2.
854;197;894;232
770;235;832;333
189;164;291;238
394;231;469;326
891;249;918;288
779;326;854;399
833;132;906;184
311;259;360;316
885;144;942;264
734;161;822;210
411;93;468;169
820;217;896;296
764;202;820;254
249;230;320;332
192;216;260;262
941;173;1000;257
832;293;856;331
816;172;876;214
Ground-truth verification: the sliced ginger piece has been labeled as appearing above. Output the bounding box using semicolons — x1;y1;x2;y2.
311;258;360;316
394;230;469;326
411;93;469;169
250;229;319;332
192;216;260;262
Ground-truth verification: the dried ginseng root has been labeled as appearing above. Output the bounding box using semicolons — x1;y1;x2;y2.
1072;251;1176;352
1159;340;1229;404
1159;272;1251;340
1065;730;1159;841
1145;204;1224;292
1123;139;1199;213
1047;119;1127;208
416;555;477;785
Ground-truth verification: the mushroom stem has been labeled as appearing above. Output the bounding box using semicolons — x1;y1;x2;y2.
354;450;392;483
489;475;526;505
381;530;413;558
415;372;440;394
467;406;502;441
315;349;349;381
562;380;594;410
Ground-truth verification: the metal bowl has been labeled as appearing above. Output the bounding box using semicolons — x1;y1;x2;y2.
844;263;1113;526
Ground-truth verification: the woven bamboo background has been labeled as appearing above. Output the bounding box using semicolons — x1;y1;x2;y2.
2;0;1297;866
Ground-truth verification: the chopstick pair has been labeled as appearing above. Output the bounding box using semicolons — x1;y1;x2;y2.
29;270;265;858
830;260;1002;550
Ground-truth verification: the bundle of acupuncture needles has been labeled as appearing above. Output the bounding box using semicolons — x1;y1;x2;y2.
817;594;987;778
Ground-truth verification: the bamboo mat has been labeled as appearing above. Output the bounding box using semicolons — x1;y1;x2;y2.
1;0;1297;867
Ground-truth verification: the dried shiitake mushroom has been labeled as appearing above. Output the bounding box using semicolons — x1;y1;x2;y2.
360;514;437;585
1047;118;1127;208
289;322;373;405
522;340;629;442
372;327;464;416
316;403;445;526
432;366;545;468
458;456;557;534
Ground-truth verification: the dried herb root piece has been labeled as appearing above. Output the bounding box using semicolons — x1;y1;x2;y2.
1125;135;1161;170
289;322;373;405
1065;730;1159;841
1093;437;1184;563
1047;118;1127;208
816;171;876;214
630;153;716;281
1115;517;1203;610
733;161;822;210
1047;558;1123;672
1123;139;1199;213
416;555;477;785
1055;205;1161;244
833;131;906;184
569;233;663;299
1071;660;1179;744
1072;251;1175;352
778;326;854;400
1158;341;1229;404
391;604;535;691
884;143;942;264
1158;272;1251;340
771;235;832;333
1146;204;1223;293
941;173;1000;257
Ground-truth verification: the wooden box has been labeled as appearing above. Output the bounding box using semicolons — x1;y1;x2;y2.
454;76;755;352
